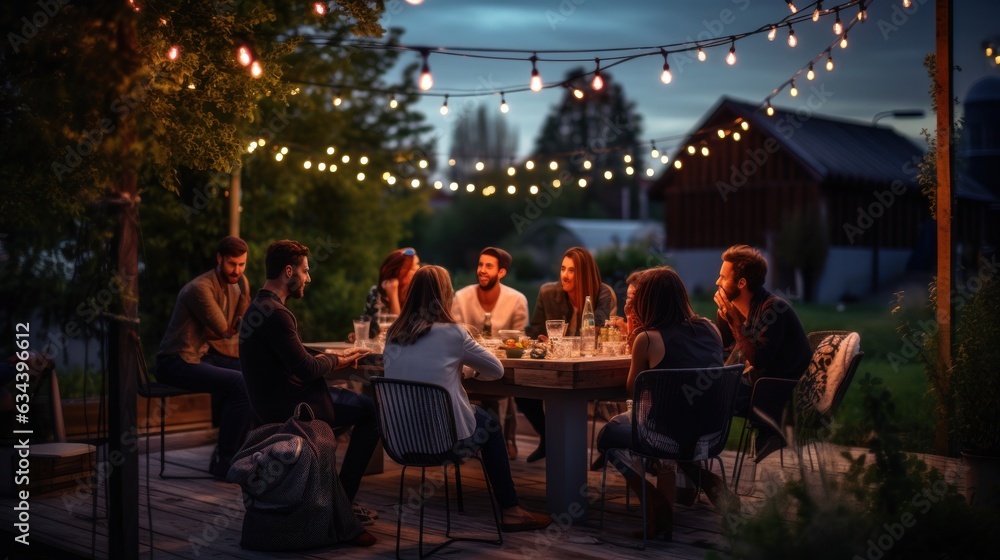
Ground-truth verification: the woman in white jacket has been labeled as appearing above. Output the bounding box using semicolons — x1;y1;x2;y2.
383;265;551;533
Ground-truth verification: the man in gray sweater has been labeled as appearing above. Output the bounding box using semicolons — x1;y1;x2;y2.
156;236;254;479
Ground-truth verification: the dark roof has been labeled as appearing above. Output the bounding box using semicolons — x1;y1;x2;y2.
652;97;926;196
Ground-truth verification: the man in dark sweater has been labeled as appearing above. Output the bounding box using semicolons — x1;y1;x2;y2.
714;244;811;460
240;239;378;523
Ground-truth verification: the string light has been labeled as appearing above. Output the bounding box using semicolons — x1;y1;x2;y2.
549;161;558;170
718;129;726;138
167;46;180;60
673;160;682;169
787;24;797;47
826;51;835;70
418;49;433;91
840;33;848;49
237;45;253;67
313;2;326;16
660;50;672;84
903;0;911;7
591;58;604;91
726;40;737;66
525;160;535;170
768;25;777;41
807;62;815;80
333;90;343;107
650;141;659;158
604;170;613;180
813;1;823;22
766;101;775;116
790;79;798;97
440;94;449;115
500;92;509;113
572;87;584;99
389;94;398;109
700;146;709;156
741;120;749;131
250;61;262;78
986;44;994;57
697;46;706;62
326;146;335;155
660;154;669;164
530;54;543;92
786;1;798;14
833;8;843;35
686;145;696;155
733;131;742;141
475;161;485;171
303;160;312;169
857;2;867;21
583;159;592;170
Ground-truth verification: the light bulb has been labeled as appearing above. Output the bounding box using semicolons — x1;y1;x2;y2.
788;27;797;47
903;0;911;7
583;160;592;170
733;132;741;141
525;160;534;170
405;0;424;4
389;95;398;109
807;63;815;80
687;145;696;155
549;161;558;170
500;93;509;113
700;146;709;156
573;88;584;99
790;80;798;97
726;42;737;66
333;93;342;107
741;121;749;130
858;4;867;21
768;26;777;41
650;142;659;158
813;2;822;22
826;53;834;70
418;51;433;90
313;2;326;15
766;102;775;116
592;74;603;90
250;61;262;78
660;63;672;84
440;96;449;115
507;166;516;176
419;66;433;90
840;34;848;49
660;155;669;164
718;129;726;139
697;47;706;62
833;10;843;35
530;55;543;92
168;46;180;60
986;45;994;57
237;46;252;66
475;161;485;171
787;1;797;14
674;160;682;169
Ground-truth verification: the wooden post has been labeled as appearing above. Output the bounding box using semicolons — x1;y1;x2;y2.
934;0;954;455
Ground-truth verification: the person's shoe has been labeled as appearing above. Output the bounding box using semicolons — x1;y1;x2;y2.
526;445;546;463
754;433;786;463
347;530;377;547
352;502;378;526
704;483;741;515
208;448;230;481
590;451;607;471
507;439;518;460
501;511;552;533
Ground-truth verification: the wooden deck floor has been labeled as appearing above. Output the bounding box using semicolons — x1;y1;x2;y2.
2;431;965;560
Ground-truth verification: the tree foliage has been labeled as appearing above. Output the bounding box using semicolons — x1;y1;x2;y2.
1;1;434;353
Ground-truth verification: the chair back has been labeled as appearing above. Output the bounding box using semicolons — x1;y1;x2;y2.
135;336;154;398
796;332;863;421
631;365;744;461
807;330;850;351
370;377;461;467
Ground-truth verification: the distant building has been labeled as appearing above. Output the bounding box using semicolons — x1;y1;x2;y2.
956;76;1000;270
649;96;928;303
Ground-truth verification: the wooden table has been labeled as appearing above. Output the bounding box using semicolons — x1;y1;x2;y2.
464;355;630;518
306;342;630;517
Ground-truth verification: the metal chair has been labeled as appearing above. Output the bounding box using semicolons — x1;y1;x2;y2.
370;377;502;559
731;332;863;494
599;365;743;549
135;338;213;479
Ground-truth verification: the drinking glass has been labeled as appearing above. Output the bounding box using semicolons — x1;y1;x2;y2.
353;317;370;348
545;319;566;341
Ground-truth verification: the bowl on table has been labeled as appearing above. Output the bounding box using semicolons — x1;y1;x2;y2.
503;346;525;359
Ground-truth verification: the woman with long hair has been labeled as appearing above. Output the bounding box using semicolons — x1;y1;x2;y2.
363;248;420;336
595;266;738;540
383;266;551;533
520;246;616;462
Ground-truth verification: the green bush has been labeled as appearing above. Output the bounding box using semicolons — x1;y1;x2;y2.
951;275;1000;455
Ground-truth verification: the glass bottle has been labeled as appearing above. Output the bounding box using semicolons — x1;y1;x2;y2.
483;312;492;338
581;295;596;356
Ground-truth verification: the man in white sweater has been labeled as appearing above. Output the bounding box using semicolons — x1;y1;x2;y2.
451;247;529;459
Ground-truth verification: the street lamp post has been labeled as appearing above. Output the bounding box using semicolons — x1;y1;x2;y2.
867;109;926;294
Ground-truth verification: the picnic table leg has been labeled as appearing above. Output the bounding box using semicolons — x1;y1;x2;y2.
544;394;591;520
